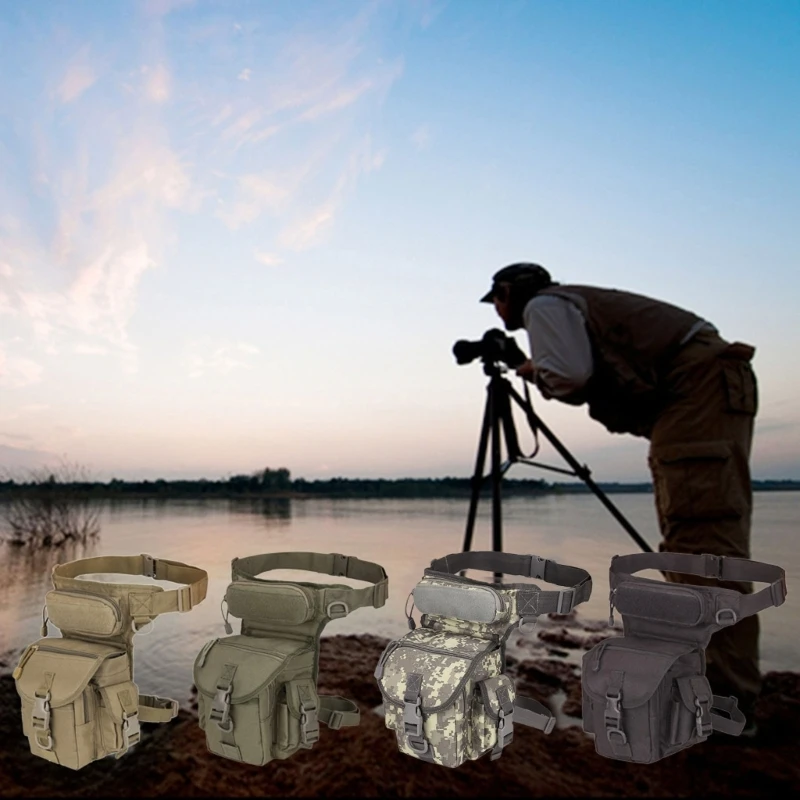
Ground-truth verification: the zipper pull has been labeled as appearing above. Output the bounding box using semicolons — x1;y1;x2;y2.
405;591;416;630
608;589;616;628
40;605;49;638
221;598;233;635
593;639;609;672
12;645;38;680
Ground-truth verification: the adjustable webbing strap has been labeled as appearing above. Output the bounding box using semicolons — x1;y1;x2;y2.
318;696;360;730
490;685;516;760
710;696;746;736
427;551;592;618
513;695;556;734
231;551;389;617
138;694;179;723
52;554;209;618
611;552;787;620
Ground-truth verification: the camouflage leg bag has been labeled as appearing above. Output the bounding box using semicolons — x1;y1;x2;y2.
375;551;592;768
194;552;388;765
13;554;208;770
583;552;787;762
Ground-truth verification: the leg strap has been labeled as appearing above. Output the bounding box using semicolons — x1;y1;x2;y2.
138;694;179;723
710;695;747;736
513;695;556;734
318;696;360;730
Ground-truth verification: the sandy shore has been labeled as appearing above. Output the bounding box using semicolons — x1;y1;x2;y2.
1;619;799;797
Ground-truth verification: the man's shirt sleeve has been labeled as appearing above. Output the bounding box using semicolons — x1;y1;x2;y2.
523;294;594;400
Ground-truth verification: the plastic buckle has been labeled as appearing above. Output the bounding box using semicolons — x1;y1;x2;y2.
32;692;52;749
403;697;423;737
121;711;141;748
326;601;349;619
771;578;787;607
704;554;723;580
142;554;157;579
300;701;319;745
604;691;621;727
556;588;574;614
327;710;344;730
210;687;233;732
695;698;712;737
531;556;547;581
331;553;349;577
497;708;514;746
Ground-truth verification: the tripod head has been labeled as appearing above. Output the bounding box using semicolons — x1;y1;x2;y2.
452;329;528;374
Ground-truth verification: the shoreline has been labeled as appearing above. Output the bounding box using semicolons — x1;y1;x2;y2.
2;619;799;797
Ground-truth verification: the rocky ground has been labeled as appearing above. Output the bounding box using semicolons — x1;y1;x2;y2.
1;616;798;797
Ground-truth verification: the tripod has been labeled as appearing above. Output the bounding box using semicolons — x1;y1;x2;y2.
461;356;653;580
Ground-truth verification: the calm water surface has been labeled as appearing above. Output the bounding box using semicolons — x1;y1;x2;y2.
1;492;797;708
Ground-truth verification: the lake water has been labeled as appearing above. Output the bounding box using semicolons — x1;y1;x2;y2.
1;492;797;709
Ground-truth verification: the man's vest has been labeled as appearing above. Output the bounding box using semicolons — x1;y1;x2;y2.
375;550;592;768
13;554;209;770
583;552;787;763
194;551;389;765
536;284;709;436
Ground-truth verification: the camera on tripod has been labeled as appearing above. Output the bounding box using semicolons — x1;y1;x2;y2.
452;329;527;369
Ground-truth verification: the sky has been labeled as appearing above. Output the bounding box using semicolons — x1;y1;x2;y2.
0;0;798;483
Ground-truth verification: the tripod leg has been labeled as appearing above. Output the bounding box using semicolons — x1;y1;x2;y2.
462;385;492;554
490;378;504;582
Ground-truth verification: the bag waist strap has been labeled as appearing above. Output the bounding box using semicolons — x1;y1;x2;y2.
427;551;592;617
52;554;209;617
230;551;389;614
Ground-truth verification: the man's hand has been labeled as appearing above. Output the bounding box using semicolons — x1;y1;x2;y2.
515;359;536;382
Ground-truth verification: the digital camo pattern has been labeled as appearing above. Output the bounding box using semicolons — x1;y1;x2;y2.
403;628;493;659
380;642;505;767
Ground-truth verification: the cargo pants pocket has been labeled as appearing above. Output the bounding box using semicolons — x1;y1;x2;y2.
721;359;757;415
650;440;747;521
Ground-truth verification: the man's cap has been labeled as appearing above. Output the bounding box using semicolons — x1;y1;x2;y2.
480;263;553;302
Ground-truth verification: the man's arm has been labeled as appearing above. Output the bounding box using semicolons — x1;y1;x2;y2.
521;294;593;402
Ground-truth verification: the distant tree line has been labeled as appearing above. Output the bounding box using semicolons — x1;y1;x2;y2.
0;466;797;500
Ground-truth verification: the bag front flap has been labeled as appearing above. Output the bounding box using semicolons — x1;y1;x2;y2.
193;634;304;704
377;629;490;711
582;638;697;708
613;580;704;627
413;576;507;624
45;590;123;637
15;638;125;707
225;581;314;626
477;674;516;719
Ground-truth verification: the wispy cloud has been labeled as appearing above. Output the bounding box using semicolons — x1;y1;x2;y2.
0;348;43;388
57;57;97;104
187;341;260;378
254;251;283;266
143;63;171;103
237;68;251;82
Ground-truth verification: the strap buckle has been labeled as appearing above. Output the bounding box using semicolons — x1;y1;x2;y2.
771;577;787;607
556;588;575;614
300;701;320;746
32;692;53;750
607;727;628;745
373;581;388;608
695;697;713;737
142;554;157;579
704;554;723;580
327;710;344;730
210;686;233;732
121;711;141;749
715;608;738;625
331;553;349;577
604;690;622;728
403;696;423;737
530;556;547;581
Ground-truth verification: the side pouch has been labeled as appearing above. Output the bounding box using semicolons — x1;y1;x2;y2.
273;677;320;758
582;637;704;764
468;675;516;762
45;591;124;638
720;357;757;415
194;634;315;766
14;637;133;770
375;628;501;769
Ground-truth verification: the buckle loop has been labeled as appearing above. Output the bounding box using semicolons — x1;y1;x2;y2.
300;701;320;746
715;608;738;625
121;711;141;749
530;556;547;581
327;710;344;730
604;691;621;728
32;691;52;749
607;727;628;745
556;588;575;614
177;586;191;613
695;698;712;737
407;735;429;754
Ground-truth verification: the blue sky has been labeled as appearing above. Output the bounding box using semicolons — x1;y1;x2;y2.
0;0;798;482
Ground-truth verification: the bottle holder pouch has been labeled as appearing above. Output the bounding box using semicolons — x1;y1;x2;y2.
194;634;318;766
14;638;138;770
375;628;506;768
582;636;744;763
44;591;125;638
